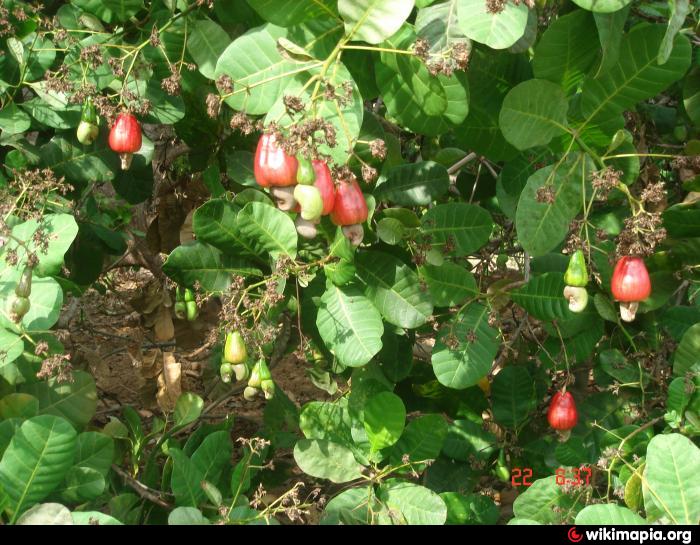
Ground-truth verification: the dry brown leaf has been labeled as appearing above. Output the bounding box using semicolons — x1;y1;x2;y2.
180;209;195;245
154;305;175;341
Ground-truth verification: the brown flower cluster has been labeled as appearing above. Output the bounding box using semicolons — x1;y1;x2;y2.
283;94;305;115
323;81;354;107
536;185;556;204
37;353;74;383
413;37;470;76
229;112;257;135
369;139;387;160
79;44;103;69
216;74;234;94
616;211;666;258
161;65;182;96
592;166;622;200
206;93;221;118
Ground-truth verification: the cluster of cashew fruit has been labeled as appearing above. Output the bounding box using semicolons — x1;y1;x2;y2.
219;331;274;400
254;133;368;246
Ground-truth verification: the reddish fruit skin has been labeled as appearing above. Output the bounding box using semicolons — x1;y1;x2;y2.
330;180;367;226
108;113;142;153
312;160;335;216
254;133;298;188
547;391;578;431
611;256;651;302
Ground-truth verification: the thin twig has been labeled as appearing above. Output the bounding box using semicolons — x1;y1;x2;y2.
111;464;173;509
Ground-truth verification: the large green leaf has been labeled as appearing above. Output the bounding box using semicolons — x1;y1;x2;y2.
0;103;31;135
643;434;700;524
247;0;338;26
499;79;569;150
575;504;645;524
572;0;632;13
511;273;572;321
355;251;434;329
215;24;320;115
73;0;144;23
515;154;593;257
236;202;298;260
39;134;118;184
456;0;528;49
74;432;114;477
376;26;469;136
0;273;63;332
593;7;630;76
389;414;448;465
363;392;405;452
491;366;537;429
162;241;262;292
421;203;493;257
187;18;231;80
0;415;77;520
581;25;691;133
294;439;365;483
532;10;599;94
419;262;478;307
415;0;471;53
673;323;700;377
0;328;24;370
7;214;78;277
376;479;447;525
316;284;384;367
191;430;232;488
339;0;415;44
442;419;497;462
375;161;450;206
431;303;499;389
512;476;582;523
169;448;206;507
684;68;700;127
20;371;98;429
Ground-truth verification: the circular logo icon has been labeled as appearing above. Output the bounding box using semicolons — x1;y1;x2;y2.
568;527;583;543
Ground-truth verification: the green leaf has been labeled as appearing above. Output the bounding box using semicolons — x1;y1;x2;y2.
74;432;114;476
572;0;632;13
0;103;31;135
673;323;700;377
0;274;63;332
515;154;593;257
321;486;391;524
594;7;630;76
491;366;537;429
316;284;384;367
168;507;210;525
643;434;700;524
0;415;77;520
511;273;572;321
7;214;78;277
419;263;478;307
389;414;447;465
375;161;450;206
191;431;233;487
421;203;493;257
355;251;434;329
363;392;406;451
376;218;405;245
512;476;582;523
658;0;690;65
376;479;447;525
0;393;39;419
415;0;471;54
15;503;73;525
456;0;528;49
581;25;691;133
339;0;415;45
293;439;365;483
174;393;204;427
170;448;205;507
247;0;338;26
441;492;499;525
162;241;261;292
0;329;24;370
215;24;319;115
575;504;646;524
431;303;499;389
59;466;105;503
187;18;230;80
299;400;356;451
72;511;123;525
499;79;569;150
237;202;298;260
684;68;700;127
39;134;118;184
74;0;144;23
19;371;98;429
532;10;598;94
376;26;469;136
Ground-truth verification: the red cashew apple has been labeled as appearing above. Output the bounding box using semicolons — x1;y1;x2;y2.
109;113;142;170
312;160;336;216
330;180;368;246
254;133;299;210
611;256;651;322
547;391;578;431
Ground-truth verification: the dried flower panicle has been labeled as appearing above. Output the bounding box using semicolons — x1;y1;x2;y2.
592;166;622;200
216;74;234;94
369;139;387;160
37;353;74;383
616;211;666;258
206;93;221;118
161;65;182;96
230;112;255;135
536;185;556;204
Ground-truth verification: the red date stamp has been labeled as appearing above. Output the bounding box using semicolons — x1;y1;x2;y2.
511;466;592;487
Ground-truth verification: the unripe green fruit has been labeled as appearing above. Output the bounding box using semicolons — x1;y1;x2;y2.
223;331;247;364
674;124;688;142
248;359;271;389
77;121;99;146
495;450;510;483
564;250;588;287
220;362;233;383
184;288;195;302
186;300;198;321
233;363;249;382
243;386;258;401
176;286;184;302
174;301;186;320
296;156;316;185
261;379;275;400
10;295;30;323
15;266;33;298
294;184;324;221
